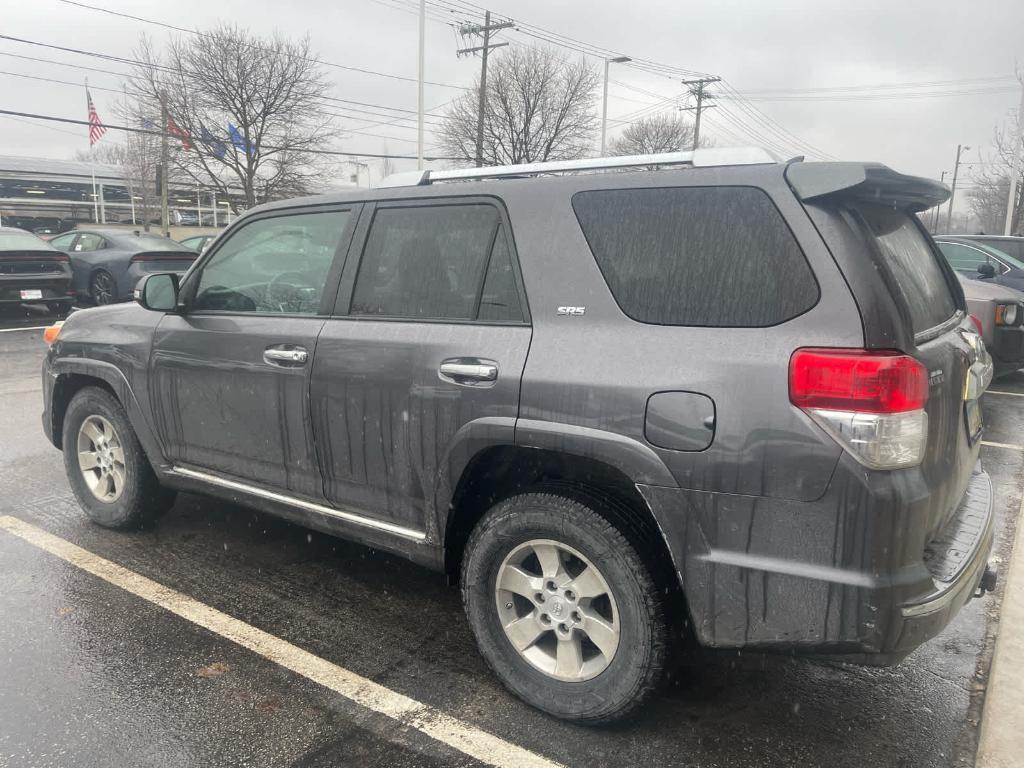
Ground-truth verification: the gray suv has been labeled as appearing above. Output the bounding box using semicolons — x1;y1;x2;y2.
41;149;996;724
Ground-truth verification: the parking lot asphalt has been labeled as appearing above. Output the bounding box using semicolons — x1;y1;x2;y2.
1;318;1022;768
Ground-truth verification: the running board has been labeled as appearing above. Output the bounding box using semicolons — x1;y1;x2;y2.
168;466;427;542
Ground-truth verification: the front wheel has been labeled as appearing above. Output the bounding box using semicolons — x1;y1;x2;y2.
61;386;176;529
461;492;669;724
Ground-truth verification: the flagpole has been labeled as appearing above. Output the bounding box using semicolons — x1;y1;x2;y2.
86;78;99;224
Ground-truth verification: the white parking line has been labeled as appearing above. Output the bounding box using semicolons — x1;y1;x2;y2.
0;326;47;333
0;515;562;768
982;440;1024;451
986;390;1024;398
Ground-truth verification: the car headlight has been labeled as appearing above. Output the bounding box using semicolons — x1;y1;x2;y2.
996;303;1020;326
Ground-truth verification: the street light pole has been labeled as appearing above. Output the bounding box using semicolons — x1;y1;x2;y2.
932;170;948;233
600;56;631;156
416;0;425;170
945;143;970;233
1003;77;1024;235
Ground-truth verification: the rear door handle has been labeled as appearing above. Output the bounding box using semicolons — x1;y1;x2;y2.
263;345;308;367
439;358;498;386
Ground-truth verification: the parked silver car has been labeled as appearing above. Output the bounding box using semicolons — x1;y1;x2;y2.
957;274;1024;377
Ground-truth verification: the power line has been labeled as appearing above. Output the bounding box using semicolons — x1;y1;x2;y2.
0;108;461;160
55;0;468;89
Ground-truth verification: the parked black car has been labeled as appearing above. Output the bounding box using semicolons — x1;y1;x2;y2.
935;236;1024;293
42;151;996;723
0;227;73;315
49;228;198;305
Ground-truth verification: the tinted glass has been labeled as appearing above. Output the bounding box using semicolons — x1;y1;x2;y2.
350;205;500;320
857;204;958;334
970;238;1024;263
572;186;818;327
194;210;350;314
0;230;56;251
49;233;77;250
937;242;1001;273
477;229;524;323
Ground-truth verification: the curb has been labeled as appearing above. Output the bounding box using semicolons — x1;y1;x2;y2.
976;489;1024;767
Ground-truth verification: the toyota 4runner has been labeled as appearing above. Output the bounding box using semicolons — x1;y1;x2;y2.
42;148;997;723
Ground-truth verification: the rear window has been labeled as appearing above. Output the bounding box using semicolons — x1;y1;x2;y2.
855;204;958;334
125;234;193;252
571;186;819;327
0;230;55;251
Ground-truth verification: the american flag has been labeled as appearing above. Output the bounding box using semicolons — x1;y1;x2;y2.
87;87;106;146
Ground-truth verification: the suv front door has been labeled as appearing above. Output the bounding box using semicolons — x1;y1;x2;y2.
149;205;359;498
311;199;531;538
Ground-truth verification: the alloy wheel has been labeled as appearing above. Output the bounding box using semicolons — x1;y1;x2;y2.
91;272;114;305
494;538;620;682
76;414;126;502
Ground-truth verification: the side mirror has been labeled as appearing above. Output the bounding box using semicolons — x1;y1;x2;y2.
134;273;179;311
977;263;997;279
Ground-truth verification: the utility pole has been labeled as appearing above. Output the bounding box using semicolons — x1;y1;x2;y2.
946;143;970;233
457;10;512;166
1003;76;1024;236
417;0;425;170
159;93;170;237
932;170;948;233
681;77;720;151
600;56;631;156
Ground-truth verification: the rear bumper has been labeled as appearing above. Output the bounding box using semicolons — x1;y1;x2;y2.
990;324;1024;377
0;275;73;304
639;460;995;662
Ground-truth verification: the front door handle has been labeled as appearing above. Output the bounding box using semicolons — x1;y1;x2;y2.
263;345;308;366
439;358;498;386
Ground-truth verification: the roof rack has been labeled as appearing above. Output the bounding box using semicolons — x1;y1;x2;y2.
377;146;780;188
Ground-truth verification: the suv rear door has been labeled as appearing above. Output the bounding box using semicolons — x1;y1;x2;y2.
149;205;358;498
310;198;531;539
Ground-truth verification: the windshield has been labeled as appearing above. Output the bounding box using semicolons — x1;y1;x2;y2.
0;230;55;251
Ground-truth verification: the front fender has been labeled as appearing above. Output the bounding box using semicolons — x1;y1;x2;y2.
48;358;167;470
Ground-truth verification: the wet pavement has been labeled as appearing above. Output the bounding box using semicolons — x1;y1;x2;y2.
1;320;1021;767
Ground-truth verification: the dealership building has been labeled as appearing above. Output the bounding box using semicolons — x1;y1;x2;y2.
0;155;239;233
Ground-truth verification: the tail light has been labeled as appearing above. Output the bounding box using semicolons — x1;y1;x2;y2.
790;348;928;469
969;314;984;335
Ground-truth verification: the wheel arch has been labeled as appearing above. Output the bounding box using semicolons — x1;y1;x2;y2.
442;443;689;627
49;360;166;471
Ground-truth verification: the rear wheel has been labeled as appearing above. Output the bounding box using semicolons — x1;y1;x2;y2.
89;269;116;305
461;491;668;724
62;386;176;529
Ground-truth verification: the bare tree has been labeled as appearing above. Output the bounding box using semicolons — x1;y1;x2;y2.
128;26;336;211
609;112;708;156
967;121;1024;235
440;46;599;166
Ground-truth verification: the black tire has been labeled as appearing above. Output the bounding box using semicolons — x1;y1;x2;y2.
89;269;116;305
461;491;668;724
62;386;176;529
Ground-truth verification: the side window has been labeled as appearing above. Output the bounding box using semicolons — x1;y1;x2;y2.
75;233;105;251
49;233;77;250
193;210;350;314
349;204;506;321
478;229;524;323
572;186;819;327
939;242;989;273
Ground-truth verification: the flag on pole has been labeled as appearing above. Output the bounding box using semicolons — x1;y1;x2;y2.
167;114;192;151
228;123;251;155
200;125;227;160
87;87;106;146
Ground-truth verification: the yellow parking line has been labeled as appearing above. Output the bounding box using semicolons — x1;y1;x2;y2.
0;515;562;768
982;441;1024;451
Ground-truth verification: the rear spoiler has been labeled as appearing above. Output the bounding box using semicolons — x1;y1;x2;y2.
785;162;950;212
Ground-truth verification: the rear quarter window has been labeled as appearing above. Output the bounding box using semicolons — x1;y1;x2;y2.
571;186;819;327
855;204;958;334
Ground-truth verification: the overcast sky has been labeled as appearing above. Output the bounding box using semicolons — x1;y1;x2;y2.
1;0;1022;208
